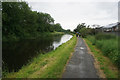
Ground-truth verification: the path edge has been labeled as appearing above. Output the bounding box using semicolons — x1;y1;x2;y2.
83;39;106;78
61;37;78;78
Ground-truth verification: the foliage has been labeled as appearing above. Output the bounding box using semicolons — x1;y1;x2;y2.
74;23;95;38
53;23;64;32
2;2;66;41
74;23;86;32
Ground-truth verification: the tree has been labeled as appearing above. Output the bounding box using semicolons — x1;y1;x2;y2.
74;23;86;32
2;2;65;41
53;23;64;32
74;23;95;38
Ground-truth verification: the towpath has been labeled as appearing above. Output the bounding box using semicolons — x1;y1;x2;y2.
62;37;99;78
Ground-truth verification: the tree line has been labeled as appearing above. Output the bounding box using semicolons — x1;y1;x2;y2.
2;2;66;41
74;23;96;37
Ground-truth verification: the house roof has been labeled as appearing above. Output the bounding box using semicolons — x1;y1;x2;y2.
104;22;118;28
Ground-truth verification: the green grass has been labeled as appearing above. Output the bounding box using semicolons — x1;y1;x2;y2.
84;38;118;78
87;33;119;68
4;35;77;78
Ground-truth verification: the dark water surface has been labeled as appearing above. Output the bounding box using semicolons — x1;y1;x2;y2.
2;34;72;72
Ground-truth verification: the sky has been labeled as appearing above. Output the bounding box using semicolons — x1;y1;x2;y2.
24;0;119;31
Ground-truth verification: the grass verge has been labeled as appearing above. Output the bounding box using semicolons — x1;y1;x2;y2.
4;35;77;78
84;38;118;78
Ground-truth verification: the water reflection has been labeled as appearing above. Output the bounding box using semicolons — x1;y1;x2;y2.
2;34;72;72
53;34;73;50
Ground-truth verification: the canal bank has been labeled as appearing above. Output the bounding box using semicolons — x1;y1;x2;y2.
2;33;72;73
3;35;77;78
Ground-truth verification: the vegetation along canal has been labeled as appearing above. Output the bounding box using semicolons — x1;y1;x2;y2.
2;34;72;72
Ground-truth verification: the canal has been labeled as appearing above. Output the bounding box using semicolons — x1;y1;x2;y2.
2;34;72;72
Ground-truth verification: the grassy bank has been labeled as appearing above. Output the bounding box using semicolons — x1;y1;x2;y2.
84;33;119;78
4;35;77;78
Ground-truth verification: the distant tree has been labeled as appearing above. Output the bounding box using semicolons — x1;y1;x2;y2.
79;27;87;37
74;23;95;37
66;29;71;32
74;23;86;32
53;23;64;32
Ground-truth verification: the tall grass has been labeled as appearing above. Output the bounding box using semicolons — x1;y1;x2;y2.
86;33;119;68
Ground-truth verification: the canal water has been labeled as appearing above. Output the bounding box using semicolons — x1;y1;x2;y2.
2;34;72;72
